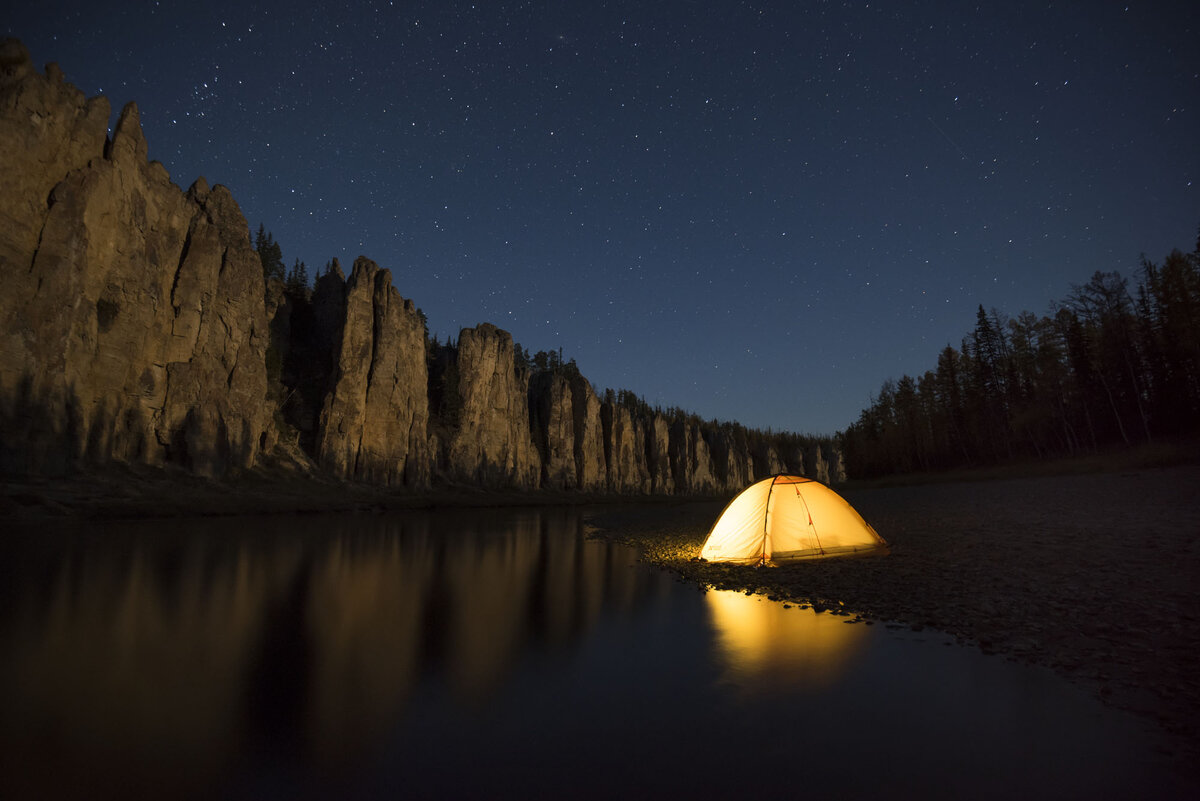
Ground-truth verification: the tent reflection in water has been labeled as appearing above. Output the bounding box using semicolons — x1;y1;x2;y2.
700;475;887;564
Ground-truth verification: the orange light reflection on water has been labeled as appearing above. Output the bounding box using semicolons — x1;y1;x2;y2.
706;591;870;694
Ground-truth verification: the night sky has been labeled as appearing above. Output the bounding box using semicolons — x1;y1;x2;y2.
10;2;1199;435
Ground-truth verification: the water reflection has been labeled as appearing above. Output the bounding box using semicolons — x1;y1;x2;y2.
2;510;1192;800
0;508;655;796
707;591;869;693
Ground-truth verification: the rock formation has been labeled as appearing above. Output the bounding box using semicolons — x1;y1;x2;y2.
601;402;651;493
750;440;785;478
829;447;847;483
0;39;848;492
804;443;846;484
528;373;616;491
529;372;575;488
644;416;675;494
706;426;754;491
569;376;607;491
669;420;719;494
445;324;540;488
316;257;430;487
0;41;268;476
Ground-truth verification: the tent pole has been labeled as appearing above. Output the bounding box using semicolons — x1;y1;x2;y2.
794;483;825;556
760;476;778;565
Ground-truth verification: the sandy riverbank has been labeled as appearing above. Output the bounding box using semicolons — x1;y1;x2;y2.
587;465;1200;764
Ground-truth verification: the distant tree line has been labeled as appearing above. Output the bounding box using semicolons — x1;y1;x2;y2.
841;233;1200;478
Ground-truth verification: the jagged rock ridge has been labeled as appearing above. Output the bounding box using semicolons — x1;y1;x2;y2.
1;39;845;491
1;40;268;477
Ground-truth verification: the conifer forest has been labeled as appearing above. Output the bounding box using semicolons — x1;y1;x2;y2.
840;235;1200;478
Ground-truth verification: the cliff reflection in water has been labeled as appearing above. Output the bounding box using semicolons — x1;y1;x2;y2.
0;507;652;793
706;590;869;693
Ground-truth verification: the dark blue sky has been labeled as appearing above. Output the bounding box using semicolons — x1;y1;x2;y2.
11;1;1199;434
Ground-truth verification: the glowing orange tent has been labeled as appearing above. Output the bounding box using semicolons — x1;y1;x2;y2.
699;475;886;564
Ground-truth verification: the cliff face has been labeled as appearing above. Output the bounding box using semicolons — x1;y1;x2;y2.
0;50;107;277
602;404;651;493
446;324;540;488
707;427;754;491
751;441;785;478
829;448;847;483
0;40;847;492
645;416;675;494
804;444;846;485
529;372;575;489
668;420;719;494
569;376;607;492
0;42;269;476
316;257;430;487
528;373;613;491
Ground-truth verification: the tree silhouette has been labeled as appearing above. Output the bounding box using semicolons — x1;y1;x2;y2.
254;224;285;284
841;230;1200;478
285;258;309;295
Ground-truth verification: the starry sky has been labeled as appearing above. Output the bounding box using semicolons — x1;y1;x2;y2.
10;1;1199;435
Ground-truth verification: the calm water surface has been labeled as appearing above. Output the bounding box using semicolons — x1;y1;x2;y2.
1;507;1192;800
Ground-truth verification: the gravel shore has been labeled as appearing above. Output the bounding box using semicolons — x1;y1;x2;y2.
587;465;1200;763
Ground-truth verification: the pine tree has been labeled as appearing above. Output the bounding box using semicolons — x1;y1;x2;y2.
254;224;285;284
285;258;308;295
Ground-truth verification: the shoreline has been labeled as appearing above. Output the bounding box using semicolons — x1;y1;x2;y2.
586;464;1200;769
4;438;1193;521
0;464;724;521
5;458;1198;770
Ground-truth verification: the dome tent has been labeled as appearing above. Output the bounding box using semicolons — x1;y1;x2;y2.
699;475;886;564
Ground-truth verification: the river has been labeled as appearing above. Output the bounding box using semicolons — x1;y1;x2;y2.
0;506;1191;799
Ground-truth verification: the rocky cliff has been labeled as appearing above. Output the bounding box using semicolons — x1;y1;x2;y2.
0;41;269;477
601;403;652;493
529;371;575;488
706;426;755;490
571;377;608;492
445;324;540;488
644;416;675;493
0;40;846;494
315;257;430;487
528;372;610;491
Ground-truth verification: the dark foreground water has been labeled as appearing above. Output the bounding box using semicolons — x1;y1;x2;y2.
1;507;1193;800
